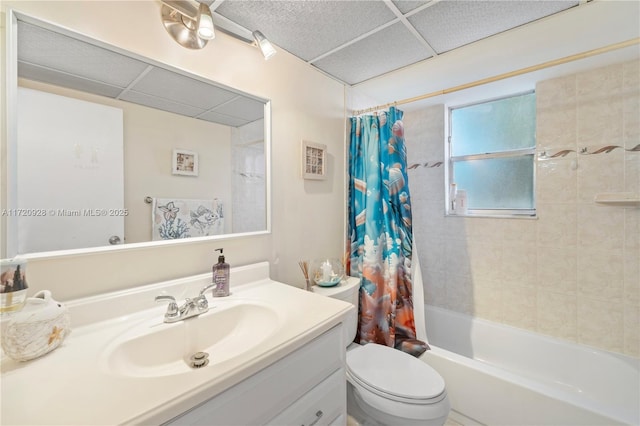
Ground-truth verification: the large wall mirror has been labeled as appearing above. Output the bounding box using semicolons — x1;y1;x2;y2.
3;11;271;258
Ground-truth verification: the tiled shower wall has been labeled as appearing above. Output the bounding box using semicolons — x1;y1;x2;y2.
231;119;265;234
405;59;639;358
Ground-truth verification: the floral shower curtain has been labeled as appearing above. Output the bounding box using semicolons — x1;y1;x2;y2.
347;107;428;357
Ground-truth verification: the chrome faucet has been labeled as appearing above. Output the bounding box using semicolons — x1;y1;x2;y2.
155;283;217;323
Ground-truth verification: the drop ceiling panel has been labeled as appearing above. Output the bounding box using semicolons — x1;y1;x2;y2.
17;19;265;128
212;96;265;122
391;0;431;15
197;111;252;127
312;22;433;85
18;21;149;88
214;0;397;61
130;67;239;110
119;90;206;118
16;2;593;104
408;0;580;54
18;62;126;99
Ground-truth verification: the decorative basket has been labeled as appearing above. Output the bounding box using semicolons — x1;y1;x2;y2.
1;290;71;362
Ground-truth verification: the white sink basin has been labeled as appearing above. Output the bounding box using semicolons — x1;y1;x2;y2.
102;301;280;378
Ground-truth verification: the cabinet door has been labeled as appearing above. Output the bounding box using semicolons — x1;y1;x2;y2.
166;325;344;425
266;368;346;426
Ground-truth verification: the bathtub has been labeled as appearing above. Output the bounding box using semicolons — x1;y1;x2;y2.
419;306;640;426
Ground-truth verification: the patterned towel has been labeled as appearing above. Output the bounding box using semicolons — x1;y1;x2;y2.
152;198;223;240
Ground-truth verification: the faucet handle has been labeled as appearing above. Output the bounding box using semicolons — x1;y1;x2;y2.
155;295;179;318
195;295;209;311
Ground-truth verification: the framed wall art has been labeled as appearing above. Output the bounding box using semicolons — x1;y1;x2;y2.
172;148;198;176
302;140;326;180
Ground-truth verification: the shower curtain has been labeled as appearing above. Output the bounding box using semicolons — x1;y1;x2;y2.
347;107;428;357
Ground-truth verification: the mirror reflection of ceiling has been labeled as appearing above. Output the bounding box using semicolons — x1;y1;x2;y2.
17;21;265;127
212;0;581;85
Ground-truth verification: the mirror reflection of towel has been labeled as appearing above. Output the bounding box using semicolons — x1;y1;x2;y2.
152;198;223;240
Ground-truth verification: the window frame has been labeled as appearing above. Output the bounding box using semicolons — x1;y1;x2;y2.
446;91;537;218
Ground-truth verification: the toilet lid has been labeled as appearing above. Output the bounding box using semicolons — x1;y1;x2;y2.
347;343;445;401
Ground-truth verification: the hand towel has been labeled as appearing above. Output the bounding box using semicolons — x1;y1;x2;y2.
152;198;223;240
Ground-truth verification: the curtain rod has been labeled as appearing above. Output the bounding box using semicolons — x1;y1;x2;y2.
352;37;640;116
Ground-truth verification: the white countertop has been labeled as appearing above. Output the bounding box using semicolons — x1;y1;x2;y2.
0;262;353;425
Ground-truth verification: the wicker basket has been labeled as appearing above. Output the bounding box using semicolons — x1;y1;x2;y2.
1;290;70;362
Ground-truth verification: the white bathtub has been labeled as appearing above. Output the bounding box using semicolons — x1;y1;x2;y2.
420;306;640;426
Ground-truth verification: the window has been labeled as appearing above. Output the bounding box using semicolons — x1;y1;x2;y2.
447;91;536;217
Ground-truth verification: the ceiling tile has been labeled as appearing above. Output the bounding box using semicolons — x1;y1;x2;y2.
18;62;125;99
214;0;397;61
408;0;580;54
119;90;206;118
132;67;239;110
17;19;265;129
312;22;432;85
391;0;431;15
197;111;252;127
211;96;265;122
18;21;148;88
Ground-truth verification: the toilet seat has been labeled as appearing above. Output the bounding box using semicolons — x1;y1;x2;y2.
346;343;446;403
346;343;449;423
348;370;448;405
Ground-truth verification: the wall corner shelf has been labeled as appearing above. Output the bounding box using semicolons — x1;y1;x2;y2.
594;192;640;207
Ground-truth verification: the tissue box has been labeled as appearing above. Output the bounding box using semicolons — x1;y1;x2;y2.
1;290;71;361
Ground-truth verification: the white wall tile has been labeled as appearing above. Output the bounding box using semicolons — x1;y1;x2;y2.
577;249;624;302
537;202;577;247
624;303;640;357
502;284;537;330
624;244;640;306
577;151;626;203
468;241;503;283
577;204;625;253
537;246;577;296
502;218;537;245
577;296;624;353
537;159;577;204
445;272;474;315
406;60;638;358
501;242;537;287
537;290;577;342
473;277;504;322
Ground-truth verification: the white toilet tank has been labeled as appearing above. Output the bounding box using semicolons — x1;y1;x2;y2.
311;277;360;345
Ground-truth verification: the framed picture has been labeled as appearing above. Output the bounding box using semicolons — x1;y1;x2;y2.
172;149;198;176
302;141;327;180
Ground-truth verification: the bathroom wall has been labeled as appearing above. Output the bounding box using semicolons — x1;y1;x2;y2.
404;59;640;358
18;78;234;243
0;1;346;300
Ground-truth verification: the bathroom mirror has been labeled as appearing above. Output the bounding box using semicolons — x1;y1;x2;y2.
3;12;271;257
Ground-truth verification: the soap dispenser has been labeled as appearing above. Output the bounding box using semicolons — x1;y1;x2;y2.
212;248;230;297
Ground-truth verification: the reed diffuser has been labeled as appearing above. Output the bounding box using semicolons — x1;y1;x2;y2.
298;260;311;291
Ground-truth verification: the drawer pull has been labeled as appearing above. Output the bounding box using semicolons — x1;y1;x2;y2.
306;410;323;426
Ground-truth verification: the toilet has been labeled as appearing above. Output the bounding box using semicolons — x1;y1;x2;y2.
312;275;450;425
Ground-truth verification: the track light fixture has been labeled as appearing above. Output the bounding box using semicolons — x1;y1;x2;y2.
160;1;276;60
252;30;277;60
196;3;215;41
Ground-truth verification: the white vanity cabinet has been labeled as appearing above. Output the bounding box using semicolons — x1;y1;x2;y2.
166;324;346;426
1;264;354;426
